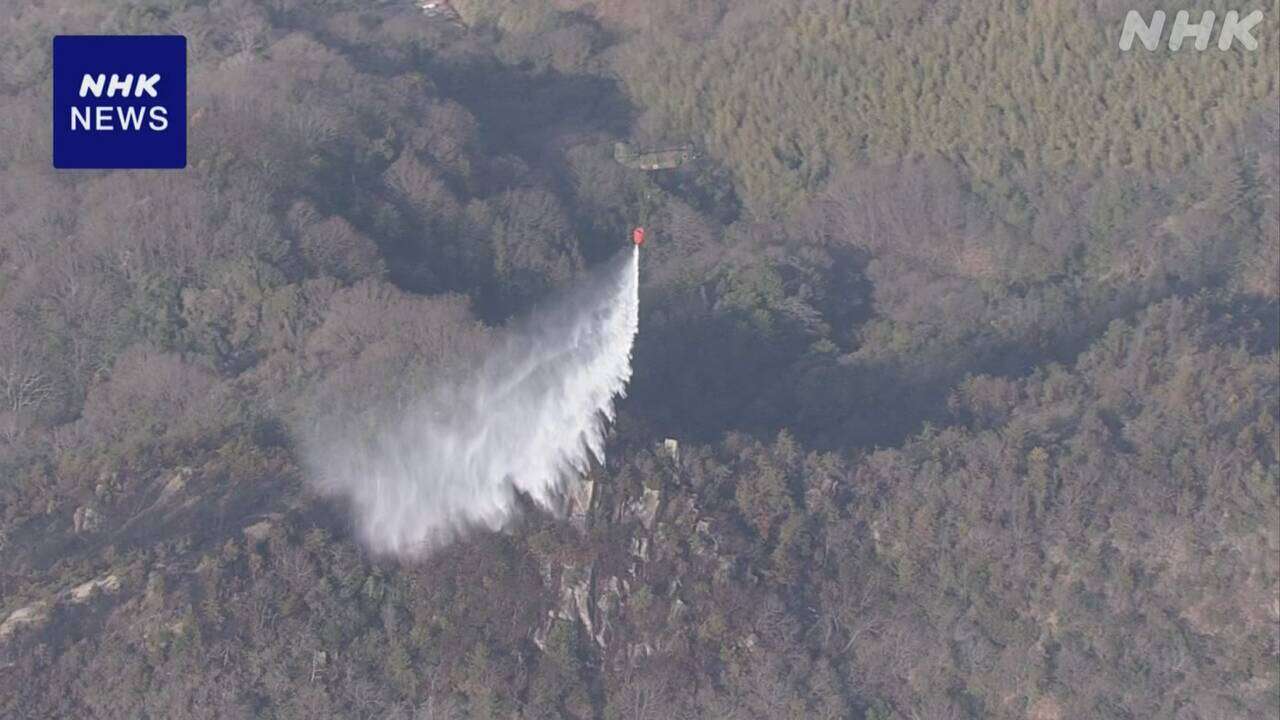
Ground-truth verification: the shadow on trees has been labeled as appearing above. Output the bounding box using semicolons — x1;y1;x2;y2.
428;55;632;179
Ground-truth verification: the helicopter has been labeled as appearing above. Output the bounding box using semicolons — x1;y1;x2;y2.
613;141;697;171
419;0;465;26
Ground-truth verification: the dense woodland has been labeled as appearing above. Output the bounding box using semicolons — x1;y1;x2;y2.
0;1;1277;718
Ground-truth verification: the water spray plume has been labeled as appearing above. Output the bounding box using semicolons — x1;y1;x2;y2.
306;246;640;557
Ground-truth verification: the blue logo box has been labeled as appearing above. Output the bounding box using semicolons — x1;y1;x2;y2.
52;35;186;169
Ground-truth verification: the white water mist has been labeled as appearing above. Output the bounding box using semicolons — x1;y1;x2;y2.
306;246;640;557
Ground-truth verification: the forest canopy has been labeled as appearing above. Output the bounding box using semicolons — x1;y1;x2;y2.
0;1;1276;719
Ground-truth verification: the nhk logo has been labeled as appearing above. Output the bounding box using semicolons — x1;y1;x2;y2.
1119;9;1264;51
53;36;186;169
73;74;169;131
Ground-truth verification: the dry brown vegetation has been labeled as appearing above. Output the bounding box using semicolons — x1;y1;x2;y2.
0;1;1275;718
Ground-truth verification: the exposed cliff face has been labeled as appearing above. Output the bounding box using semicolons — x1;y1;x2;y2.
0;573;122;648
532;439;727;664
0;602;50;642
